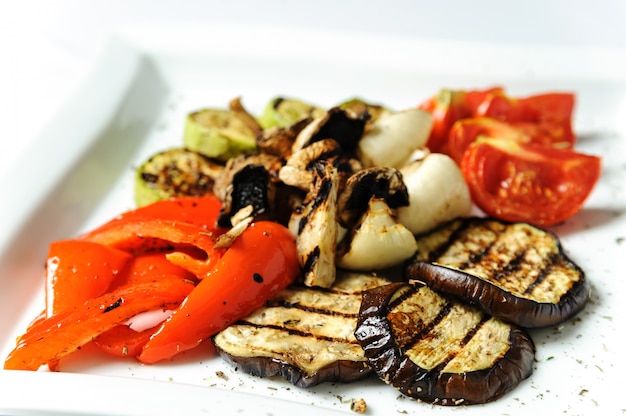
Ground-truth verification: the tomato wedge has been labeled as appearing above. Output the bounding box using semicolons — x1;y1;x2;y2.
418;86;504;153
137;221;299;364
461;138;601;226
4;277;194;371
45;240;132;316
475;92;575;122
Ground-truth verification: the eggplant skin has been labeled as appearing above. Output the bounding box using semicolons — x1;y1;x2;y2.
213;272;392;388
354;281;535;406
216;350;372;388
406;262;589;328
407;217;590;328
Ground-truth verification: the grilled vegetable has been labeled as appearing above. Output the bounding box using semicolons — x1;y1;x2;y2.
258;97;325;129
134;148;224;207
406;217;589;328
213;270;392;388
335;167;416;271
354;280;535;405
291;107;369;153
396;153;472;235
289;161;340;288
337;198;417;271
357;108;433;168
184;108;258;161
338;97;388;126
212;153;284;227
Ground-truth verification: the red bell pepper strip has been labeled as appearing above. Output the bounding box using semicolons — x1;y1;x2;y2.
80;196;225;240
82;218;224;277
137;221;300;364
45;239;133;316
112;252;197;287
4;277;195;371
93;324;159;358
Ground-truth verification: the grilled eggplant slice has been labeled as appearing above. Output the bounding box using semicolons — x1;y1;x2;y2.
134;147;224;207
355;280;535;405
213;271;392;388
407;217;589;328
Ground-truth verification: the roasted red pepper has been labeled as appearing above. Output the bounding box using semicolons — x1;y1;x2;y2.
4;277;194;371
137;221;299;364
45;240;132;316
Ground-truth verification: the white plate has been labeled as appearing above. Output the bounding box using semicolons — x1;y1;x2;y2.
1;24;625;416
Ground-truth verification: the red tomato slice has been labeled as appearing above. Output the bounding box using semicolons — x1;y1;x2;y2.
137;221;299;364
475;92;575;123
448;117;575;165
418;86;504;153
461;138;601;226
46;240;132;316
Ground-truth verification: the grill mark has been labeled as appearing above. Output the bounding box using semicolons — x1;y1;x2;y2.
457;238;496;270
490;249;527;282
523;252;558;295
427;219;473;263
428;314;491;374
232;321;359;345
265;298;358;319
403;301;454;352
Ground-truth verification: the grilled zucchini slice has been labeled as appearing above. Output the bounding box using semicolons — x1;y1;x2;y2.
184;108;258;161
213;271;392;388
355;280;535;405
406;217;589;328
258;97;325;129
134;147;224;207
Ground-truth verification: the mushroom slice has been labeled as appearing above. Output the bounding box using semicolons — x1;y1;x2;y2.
338;97;388;126
406;217;590;328
354;280;535;405
289;161;340;288
397;153;472;235
292;107;370;153
336;198;417;271
279;138;344;191
213;270;391;388
256;118;312;158
337;167;409;229
213;153;283;227
357;108;433;168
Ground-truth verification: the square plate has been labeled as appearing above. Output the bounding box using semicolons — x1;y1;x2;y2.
1;24;625;415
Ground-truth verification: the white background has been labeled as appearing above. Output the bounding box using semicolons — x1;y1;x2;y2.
1;0;625;174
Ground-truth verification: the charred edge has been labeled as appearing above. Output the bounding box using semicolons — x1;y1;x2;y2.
426;219;474;263
304;148;343;171
265;298;358;319
310;108;368;151
104;298;123;313
302;246;321;274
231;165;270;215
297;174;332;235
523;252;559;295
273;97;284;110
233;321;360;344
